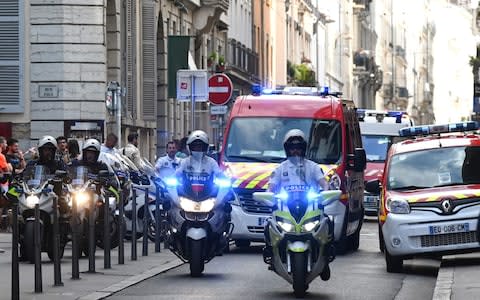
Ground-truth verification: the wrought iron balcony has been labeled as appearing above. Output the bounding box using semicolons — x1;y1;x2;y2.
201;0;229;12
226;38;260;83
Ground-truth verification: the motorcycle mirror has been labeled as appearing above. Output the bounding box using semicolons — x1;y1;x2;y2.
252;192;275;207
321;190;342;206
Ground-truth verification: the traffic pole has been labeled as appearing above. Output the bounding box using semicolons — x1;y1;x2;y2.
87;192;96;273
142;189;149;256
118;187;126;265
71;194;80;279
103;195;111;269
52;193;63;286
154;185;161;252
131;188;137;261
34;203;42;293
11;203;19;300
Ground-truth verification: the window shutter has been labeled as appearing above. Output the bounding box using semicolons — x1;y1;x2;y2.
142;0;156;120
0;0;22;112
126;0;136;117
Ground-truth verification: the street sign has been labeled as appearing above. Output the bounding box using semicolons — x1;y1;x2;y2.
208;73;233;105
210;105;228;115
176;70;208;102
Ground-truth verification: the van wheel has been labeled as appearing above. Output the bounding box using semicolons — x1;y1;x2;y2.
385;248;403;273
348;227;360;251
378;224;385;253
335;211;348;255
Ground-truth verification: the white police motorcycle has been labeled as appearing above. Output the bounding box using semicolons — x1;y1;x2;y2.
164;172;234;277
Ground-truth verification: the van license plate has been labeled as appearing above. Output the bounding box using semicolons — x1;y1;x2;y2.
429;223;469;235
257;217;268;226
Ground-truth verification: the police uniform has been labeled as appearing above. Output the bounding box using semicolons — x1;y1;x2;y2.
175;155;221;176
155;155;181;177
269;158;326;192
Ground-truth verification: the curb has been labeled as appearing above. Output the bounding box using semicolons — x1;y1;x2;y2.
432;259;454;300
79;258;184;300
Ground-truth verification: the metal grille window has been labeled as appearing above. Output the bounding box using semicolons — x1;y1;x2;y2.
0;0;23;113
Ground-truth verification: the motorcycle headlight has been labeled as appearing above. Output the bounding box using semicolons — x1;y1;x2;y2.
179;197;216;213
26;194;40;208
386;198;410;214
302;220;320;232
75;192;90;207
277;221;294;232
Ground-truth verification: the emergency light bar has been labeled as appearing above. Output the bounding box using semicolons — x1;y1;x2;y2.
357;109;411;124
399;121;480;137
251;84;342;97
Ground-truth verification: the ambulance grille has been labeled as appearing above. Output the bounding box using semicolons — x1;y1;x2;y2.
247;226;265;233
420;231;478;247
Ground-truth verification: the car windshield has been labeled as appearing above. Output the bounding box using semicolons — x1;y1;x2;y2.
224;117;342;164
362;135;390;162
387;146;480;190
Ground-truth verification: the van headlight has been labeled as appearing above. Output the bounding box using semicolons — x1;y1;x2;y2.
26;194;40;208
386;198;410;214
179;197;216;212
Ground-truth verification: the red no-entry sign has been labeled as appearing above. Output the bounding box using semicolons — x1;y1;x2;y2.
208;74;233;106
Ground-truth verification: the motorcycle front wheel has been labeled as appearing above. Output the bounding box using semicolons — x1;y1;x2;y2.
291;252;308;298
23;221;36;264
189;239;204;277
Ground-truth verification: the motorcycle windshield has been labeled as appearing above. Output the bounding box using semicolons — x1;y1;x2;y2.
68;165;89;188
178;172;217;201
138;157;155;177
284;185;309;223
24;165;48;189
115;153;139;172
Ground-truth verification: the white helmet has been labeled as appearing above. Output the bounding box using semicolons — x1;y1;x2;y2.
186;130;209;153
82;138;101;162
38;135;57;149
283;129;307;157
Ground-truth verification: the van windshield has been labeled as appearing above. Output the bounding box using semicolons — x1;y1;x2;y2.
224;117;342;164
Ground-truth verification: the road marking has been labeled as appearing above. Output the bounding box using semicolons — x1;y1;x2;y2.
432;259;454;300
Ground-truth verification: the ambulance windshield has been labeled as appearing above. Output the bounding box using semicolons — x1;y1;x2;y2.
224;117;342;164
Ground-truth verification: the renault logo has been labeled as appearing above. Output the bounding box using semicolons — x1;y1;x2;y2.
441;200;452;213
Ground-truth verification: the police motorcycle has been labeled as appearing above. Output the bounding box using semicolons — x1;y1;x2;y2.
164;172;234;277
253;186;341;298
9;165;69;263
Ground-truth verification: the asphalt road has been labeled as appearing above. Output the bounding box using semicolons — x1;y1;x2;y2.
108;219;440;300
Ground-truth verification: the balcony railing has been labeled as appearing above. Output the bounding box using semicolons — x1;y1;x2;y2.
201;0;229;11
226;38;260;82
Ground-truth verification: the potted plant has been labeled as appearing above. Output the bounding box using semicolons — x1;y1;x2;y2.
217;55;226;72
207;52;217;67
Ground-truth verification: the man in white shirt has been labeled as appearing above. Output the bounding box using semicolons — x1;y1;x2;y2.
101;133;118;155
155;141;181;178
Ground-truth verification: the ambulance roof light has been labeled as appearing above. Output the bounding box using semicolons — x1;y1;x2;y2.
399;121;480;137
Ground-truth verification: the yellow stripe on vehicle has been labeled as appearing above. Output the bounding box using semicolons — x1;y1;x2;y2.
245;172;272;189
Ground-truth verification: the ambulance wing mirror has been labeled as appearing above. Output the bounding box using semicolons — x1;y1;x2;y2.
365;179;381;195
347;148;367;172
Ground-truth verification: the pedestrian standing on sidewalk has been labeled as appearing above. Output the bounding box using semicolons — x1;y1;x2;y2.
155;141;181;178
55;136;70;164
123;133;142;169
4;138;26;175
101;133;118;155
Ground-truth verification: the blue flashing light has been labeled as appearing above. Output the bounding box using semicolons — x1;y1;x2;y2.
214;177;232;188
251;84;262;96
276;189;289;201
399;121;480;137
319;86;329;96
164;177;179;187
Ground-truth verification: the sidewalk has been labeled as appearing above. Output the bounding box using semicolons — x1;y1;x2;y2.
0;233;183;300
432;253;480;300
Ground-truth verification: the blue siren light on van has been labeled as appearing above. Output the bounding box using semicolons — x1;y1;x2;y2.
399;121;480;137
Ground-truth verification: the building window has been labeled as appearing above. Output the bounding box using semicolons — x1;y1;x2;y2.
0;0;23;113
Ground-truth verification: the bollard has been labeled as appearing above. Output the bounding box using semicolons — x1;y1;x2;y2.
154;185;161;252
52;194;63;286
71;194;80;279
103;195;111;269
142;189;149;256
87;192;96;273
11;204;19;300
131;188;137;260
34;203;42;293
118;187;125;265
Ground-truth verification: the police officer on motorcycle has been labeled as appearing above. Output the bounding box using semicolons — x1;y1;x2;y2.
263;129;331;263
25;135;67;175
